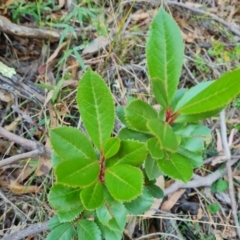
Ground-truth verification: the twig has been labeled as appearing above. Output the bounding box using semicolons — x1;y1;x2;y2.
0;149;42;168
166;0;240;38
0;127;51;168
0;190;27;221
2;221;49;240
220;110;240;238
0;16;60;42
164;158;239;196
0;16;88;43
136;232;182;240
0;127;37;150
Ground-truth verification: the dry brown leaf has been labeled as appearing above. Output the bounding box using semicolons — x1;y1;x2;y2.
0;179;41;194
211;155;226;166
161;189;186;211
131;10;150;22
4;0;20;7
228;128;236;146
197;207;203;220
82;36;110;55
13;165;36;183
216;129;223;152
0;89;14;103
4;117;21;132
67;56;78;79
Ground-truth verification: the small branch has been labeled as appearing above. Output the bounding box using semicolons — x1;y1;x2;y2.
164;158;239;196
0;127;37;150
0;16;85;42
0;149;41;168
0;16;60;42
136;232;182;240
2;221;49;240
0;127;51;168
220;110;240;238
166;0;240;37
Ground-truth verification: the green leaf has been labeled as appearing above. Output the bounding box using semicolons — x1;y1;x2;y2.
147;119;178;152
56;159;100;187
80;181;104;210
103;138;120;159
181;138;204;152
97;221;123;240
211;179;229;194
158;153;192;182
77;69;115;150
46;216;74;240
147;184;164;199
125;188;154;214
125;99;158;132
208;203;221;214
178;147;203;168
116;106;129;126
175;124;211;139
176;69;240;114
48;184;82;211
96;201;127;232
106;140;147;167
51;152;62;168
118;128;151;142
57;207;83;223
77;219;101;240
50;127;95;161
105;164;143;201
176;82;212;111
145;154;162;180
176;107;223;123
146;8;184;107
147;138;164;159
170;88;187;111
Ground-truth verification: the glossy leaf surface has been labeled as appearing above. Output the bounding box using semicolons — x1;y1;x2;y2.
46;216;74;240
48;184;82;211
125;99;157;132
145;155;162;180
177;69;240;114
80;181;104;210
118;128;151;142
146;8;184;107
96;201;127;232
77;69;115;150
105;164;143;201
147;119;178;152
77;219;101;240
103;137;120;159
158;153;192;182
50;127;95;161
56;159;100;187
106;140;147;167
147;138;164;159
125;188;154;214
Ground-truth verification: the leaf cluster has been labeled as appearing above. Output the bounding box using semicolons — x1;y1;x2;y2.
47;8;240;240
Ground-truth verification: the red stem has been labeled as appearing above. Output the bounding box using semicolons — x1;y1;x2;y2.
98;153;105;183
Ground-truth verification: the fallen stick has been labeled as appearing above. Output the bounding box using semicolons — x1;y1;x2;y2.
2;221;49;240
220;110;240;238
0;16;84;42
